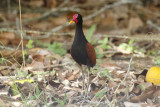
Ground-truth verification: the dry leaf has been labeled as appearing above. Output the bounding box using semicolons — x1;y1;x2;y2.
62;79;70;86
32;54;44;62
0;32;15;40
124;102;142;107
130;85;156;102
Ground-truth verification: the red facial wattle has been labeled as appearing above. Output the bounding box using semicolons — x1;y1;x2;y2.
69;14;78;24
73;19;78;24
73;14;78;24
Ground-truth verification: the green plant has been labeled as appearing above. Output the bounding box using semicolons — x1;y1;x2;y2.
0;57;14;66
54;93;67;106
155;58;160;66
95;48;103;59
98;37;111;50
9;82;20;96
36;40;48;47
86;24;97;44
16;70;28;78
138;85;146;91
48;42;67;56
96;37;111;58
0;58;3;64
9;78;34;96
95;89;107;99
147;50;157;56
26;39;34;49
99;69;112;80
118;39;135;53
99;69;109;77
33;70;55;78
35;83;41;99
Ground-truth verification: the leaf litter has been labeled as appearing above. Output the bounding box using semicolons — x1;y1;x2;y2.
0;0;160;106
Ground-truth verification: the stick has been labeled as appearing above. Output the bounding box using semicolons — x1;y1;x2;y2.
0;28;73;40
114;56;133;95
1;27;160;41
102;34;160;41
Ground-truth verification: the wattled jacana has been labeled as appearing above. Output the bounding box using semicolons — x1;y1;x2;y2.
69;14;96;90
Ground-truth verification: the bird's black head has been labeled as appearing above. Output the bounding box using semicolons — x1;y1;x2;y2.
69;14;83;24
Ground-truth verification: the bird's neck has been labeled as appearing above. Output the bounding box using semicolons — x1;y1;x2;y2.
74;22;87;43
76;22;83;35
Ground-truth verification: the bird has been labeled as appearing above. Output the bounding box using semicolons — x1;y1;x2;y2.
69;14;96;90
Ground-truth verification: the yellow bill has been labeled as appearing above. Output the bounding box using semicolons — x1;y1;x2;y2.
69;20;74;24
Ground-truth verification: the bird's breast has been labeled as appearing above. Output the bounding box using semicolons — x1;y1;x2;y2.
71;43;88;65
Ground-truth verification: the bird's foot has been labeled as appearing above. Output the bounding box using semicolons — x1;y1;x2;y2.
81;85;91;100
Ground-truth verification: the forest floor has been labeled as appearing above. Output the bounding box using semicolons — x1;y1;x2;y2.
0;0;160;106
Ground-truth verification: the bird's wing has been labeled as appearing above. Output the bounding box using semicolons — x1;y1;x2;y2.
86;42;96;66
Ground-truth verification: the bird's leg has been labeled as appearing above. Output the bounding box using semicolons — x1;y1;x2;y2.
87;67;90;92
78;65;85;90
81;67;85;90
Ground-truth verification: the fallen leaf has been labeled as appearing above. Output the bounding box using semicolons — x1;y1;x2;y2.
124;102;142;107
130;85;156;102
0;32;15;40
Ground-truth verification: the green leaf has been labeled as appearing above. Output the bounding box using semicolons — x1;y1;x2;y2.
36;40;48;47
48;42;67;56
87;24;96;42
9;83;20;96
98;38;108;44
23;50;27;55
100;69;109;77
95;48;104;58
98;37;111;50
35;84;41;98
128;39;134;45
138;85;146;91
156;58;160;66
0;58;3;64
118;42;134;53
96;90;107;98
54;98;65;106
26;40;34;49
118;43;128;50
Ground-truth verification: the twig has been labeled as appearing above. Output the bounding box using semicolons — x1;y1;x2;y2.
24;63;67;71
0;76;16;80
1;27;160;41
0;63;67;71
113;56;133;99
102;34;160;41
0;28;73;40
0;45;15;50
18;0;25;67
122;56;133;84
